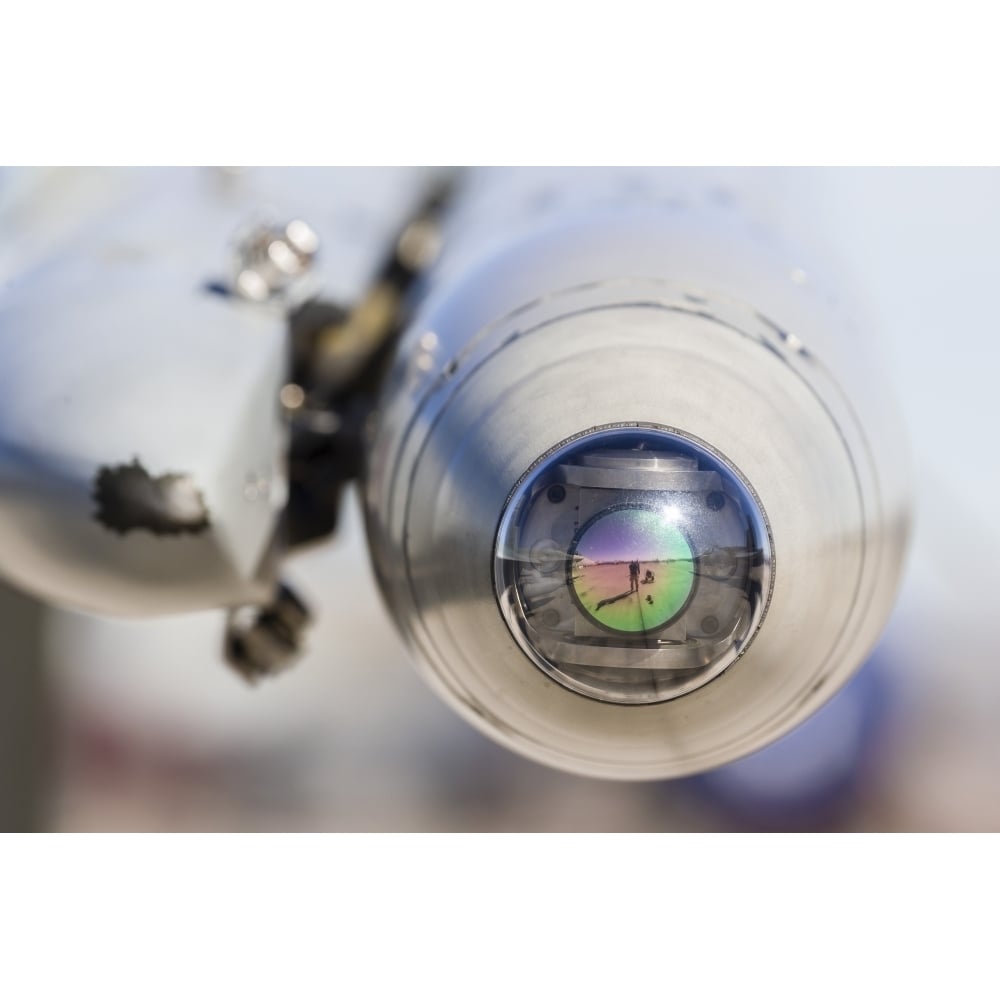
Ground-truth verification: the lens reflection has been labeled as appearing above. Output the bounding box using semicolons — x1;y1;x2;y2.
568;505;695;634
494;424;772;705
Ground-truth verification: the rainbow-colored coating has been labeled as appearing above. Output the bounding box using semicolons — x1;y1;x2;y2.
568;506;696;634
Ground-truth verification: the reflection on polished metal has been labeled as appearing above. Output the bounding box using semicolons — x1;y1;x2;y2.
494;428;772;705
0;166;909;784
233;218;319;303
278;382;307;412
365;170;910;779
224;582;312;683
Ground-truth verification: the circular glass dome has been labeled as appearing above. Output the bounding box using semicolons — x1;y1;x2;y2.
494;426;773;705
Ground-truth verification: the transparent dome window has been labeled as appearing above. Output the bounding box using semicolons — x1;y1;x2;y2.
494;427;773;705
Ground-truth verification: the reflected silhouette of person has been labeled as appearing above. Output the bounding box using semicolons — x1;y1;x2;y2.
629;560;640;592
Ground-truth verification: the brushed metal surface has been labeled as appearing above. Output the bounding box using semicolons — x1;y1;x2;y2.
366;184;909;779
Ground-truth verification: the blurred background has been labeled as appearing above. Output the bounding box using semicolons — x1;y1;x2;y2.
1;166;997;832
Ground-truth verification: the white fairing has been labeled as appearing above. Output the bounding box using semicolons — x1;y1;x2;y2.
0;230;289;615
0;167;440;617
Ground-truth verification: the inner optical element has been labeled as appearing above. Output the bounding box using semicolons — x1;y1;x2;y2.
569;506;695;635
494;426;773;705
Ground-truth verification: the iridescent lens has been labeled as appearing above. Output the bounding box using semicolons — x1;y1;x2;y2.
569;506;695;634
494;425;773;705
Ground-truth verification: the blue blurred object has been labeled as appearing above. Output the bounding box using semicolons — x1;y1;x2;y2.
681;650;895;830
